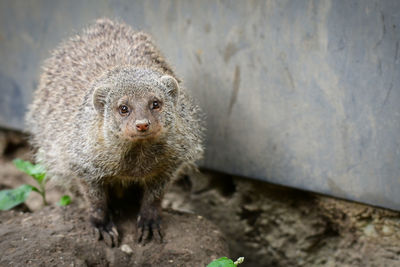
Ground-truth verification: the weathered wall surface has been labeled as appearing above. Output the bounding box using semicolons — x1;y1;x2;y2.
0;1;399;210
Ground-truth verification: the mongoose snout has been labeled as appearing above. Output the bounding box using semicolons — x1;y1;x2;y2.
135;119;150;132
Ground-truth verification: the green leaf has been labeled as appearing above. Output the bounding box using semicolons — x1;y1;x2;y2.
207;257;236;267
13;159;46;183
31;187;40;193
57;195;72;206
32;172;46;183
0;184;34;210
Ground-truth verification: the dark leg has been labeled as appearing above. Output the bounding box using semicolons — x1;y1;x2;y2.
137;184;165;243
80;179;119;247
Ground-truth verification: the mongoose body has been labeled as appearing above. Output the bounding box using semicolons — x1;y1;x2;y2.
26;19;203;245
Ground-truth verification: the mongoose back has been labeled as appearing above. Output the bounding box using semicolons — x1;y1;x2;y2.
26;18;204;246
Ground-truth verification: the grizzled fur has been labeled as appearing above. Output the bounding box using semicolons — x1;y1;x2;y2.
26;19;203;245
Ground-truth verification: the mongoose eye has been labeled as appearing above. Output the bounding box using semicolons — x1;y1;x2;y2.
119;105;130;115
151;100;160;110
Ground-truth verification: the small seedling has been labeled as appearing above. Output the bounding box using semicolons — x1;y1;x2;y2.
13;158;48;206
0;184;34;210
57;195;72;206
0;159;71;210
207;257;244;267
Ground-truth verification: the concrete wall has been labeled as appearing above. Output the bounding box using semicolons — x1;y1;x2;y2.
1;0;399;210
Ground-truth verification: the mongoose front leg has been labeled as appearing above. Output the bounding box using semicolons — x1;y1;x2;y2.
137;185;164;243
81;180;119;247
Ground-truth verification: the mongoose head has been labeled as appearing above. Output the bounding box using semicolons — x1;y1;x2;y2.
92;67;179;143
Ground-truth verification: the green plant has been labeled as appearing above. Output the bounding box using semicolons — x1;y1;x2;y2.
0;159;71;210
0;184;35;210
207;257;244;267
57;195;72;206
13;158;48;205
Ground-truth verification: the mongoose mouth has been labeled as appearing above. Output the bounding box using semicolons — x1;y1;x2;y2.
128;131;160;141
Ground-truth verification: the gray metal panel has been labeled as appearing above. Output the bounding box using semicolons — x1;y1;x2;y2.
1;0;400;210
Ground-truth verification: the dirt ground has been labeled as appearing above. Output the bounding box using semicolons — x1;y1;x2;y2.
165;170;400;267
1;129;400;267
0;206;228;266
0;130;228;266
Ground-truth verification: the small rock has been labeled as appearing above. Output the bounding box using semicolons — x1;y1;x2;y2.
363;224;378;237
120;244;133;255
382;225;393;236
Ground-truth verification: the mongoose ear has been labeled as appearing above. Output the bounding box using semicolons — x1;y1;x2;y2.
92;87;108;114
160;75;179;103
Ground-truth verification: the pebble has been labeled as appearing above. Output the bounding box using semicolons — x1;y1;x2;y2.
382;225;393;236
120;244;133;255
363;224;378;237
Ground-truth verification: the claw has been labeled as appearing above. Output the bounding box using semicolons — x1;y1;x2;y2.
93;227;101;240
103;230;113;247
137;223;148;243
154;223;163;243
91;219;119;247
137;215;163;244
111;226;119;239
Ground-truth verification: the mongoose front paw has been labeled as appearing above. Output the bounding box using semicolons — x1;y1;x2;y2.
91;216;119;247
137;210;163;244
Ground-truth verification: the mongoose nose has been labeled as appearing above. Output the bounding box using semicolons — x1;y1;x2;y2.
135;120;150;132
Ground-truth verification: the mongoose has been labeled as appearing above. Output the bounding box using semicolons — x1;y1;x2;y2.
26;18;204;246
